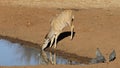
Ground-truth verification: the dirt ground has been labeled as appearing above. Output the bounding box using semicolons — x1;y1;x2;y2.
0;3;120;68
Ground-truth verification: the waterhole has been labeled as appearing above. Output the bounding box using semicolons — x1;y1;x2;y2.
0;39;91;66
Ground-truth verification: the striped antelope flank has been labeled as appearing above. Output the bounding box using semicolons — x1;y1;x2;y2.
42;9;74;50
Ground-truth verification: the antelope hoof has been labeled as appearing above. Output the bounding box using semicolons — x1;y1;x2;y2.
70;36;73;40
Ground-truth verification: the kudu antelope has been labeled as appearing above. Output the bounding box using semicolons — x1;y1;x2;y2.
42;9;74;50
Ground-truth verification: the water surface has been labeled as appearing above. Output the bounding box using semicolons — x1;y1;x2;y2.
0;39;83;66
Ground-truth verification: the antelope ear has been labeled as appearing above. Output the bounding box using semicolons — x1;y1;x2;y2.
90;48;106;64
109;50;116;62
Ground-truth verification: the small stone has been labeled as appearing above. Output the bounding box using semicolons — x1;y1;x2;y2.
109;50;116;62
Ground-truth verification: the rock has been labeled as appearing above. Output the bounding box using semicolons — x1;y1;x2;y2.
90;48;106;64
109;50;116;62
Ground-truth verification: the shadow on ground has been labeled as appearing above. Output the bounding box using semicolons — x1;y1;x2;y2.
45;31;75;48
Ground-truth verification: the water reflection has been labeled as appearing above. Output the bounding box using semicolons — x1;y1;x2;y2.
0;39;82;66
41;51;82;65
41;51;56;65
